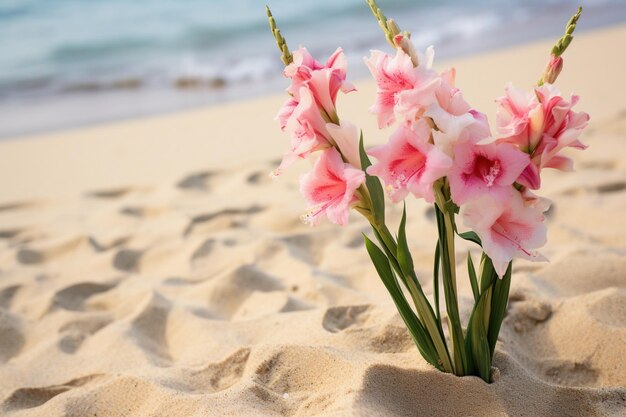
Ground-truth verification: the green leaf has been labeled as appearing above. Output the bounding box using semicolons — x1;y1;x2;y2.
478;252;497;293
487;261;512;355
433;243;441;323
458;231;482;246
465;292;492;382
359;132;385;225
444;199;459;215
372;227;400;278
467;252;479;303
434;204;467;375
396;204;414;277
363;234;442;369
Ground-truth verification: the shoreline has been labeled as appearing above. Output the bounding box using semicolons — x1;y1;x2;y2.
0;23;624;203
2;7;626;141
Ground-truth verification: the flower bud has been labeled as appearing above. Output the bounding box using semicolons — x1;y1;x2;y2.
392;33;419;67
542;54;563;84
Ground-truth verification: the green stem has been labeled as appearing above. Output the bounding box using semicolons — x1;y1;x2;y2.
372;223;454;374
434;183;467;376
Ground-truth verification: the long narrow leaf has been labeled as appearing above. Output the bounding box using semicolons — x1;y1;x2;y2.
363;234;442;369
403;270;454;373
458;231;482;246
467;252;479;303
434;204;467;375
397;204;414;277
479;253;497;293
359;133;385;225
433;243;441;322
372;227;401;277
389;211;454;373
465;293;492;382
487;261;512;355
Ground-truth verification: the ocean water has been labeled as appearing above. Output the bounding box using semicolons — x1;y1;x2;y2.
1;0;625;138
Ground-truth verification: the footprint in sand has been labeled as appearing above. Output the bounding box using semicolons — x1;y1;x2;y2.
58;316;112;354
507;298;552;333
252;346;355;405
84;187;138;199
127;292;173;365
322;305;372;333
561;180;626;196
0;284;20;309
183;205;265;236
88;235;129;252
112;248;143;272
190;238;216;264
51;281;118;312
173;348;251;393
367;324;414;353
0;310;25;363
119;205;167;218
203;265;285;319
280;232;333;266
1;374;105;412
0;200;41;212
16;235;87;265
595;181;626;194
0;228;23;240
176;170;217;191
542;359;600;387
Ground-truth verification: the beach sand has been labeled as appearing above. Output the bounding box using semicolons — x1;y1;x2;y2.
0;24;625;417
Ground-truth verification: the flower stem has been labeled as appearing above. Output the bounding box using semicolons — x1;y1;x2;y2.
434;181;467;376
373;222;454;373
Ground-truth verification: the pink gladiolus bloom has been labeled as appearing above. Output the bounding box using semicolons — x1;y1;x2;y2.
326;120;361;168
427;68;491;156
461;189;549;277
431;107;492;157
532;84;589;169
495;83;589;189
275;87;335;176
364;48;440;128
448;139;529;205
284;47;355;122
300;148;365;226
277;97;299;131
366;120;452;203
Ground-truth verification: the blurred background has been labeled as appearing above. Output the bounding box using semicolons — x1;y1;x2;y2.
1;0;625;139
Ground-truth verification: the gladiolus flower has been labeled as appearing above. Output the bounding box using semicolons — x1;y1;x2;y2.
300;148;365;226
366;120;452;203
495;83;541;151
532;84;589;169
277;97;299;131
427;69;491;156
364;48;440;128
274;87;335;176
495;83;589;189
461;190;549;277
448;139;529;205
326;120;361;168
285;47;355;123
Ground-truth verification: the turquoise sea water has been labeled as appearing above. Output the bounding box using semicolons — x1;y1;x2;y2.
0;0;625;137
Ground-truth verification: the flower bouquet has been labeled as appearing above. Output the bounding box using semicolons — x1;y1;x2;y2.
266;1;589;382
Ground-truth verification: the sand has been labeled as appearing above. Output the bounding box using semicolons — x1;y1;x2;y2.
0;23;625;417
